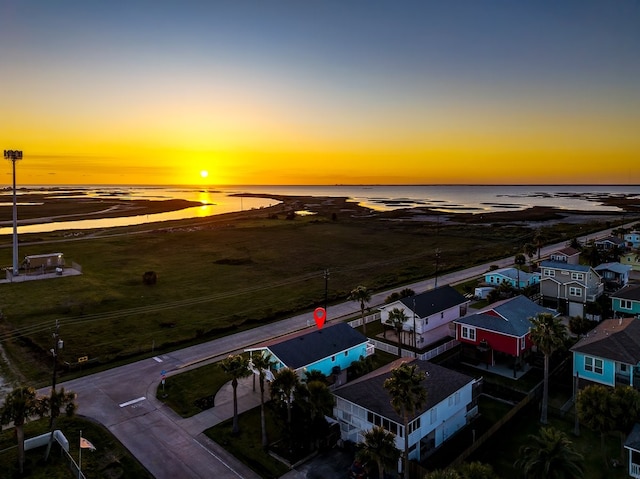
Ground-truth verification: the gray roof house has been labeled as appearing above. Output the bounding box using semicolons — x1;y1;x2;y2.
540;259;603;318
245;322;373;385
379;285;469;348
333;358;480;465
594;262;632;291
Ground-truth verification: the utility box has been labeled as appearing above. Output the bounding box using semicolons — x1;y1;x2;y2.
23;253;65;272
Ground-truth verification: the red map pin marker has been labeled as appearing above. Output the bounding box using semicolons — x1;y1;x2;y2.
313;307;326;329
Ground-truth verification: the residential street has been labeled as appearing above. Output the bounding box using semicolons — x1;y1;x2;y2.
47;223;633;478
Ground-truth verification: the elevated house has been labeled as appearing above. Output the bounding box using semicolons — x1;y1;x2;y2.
453;295;557;377
625;231;640;249
570;317;640;389
625;423;640;479
594;235;626;252
333;358;480;466
539;248;603;317
622;252;640;272
483;267;540;289
378;285;469;348
594;262;632;292
245;322;373;387
611;284;640;319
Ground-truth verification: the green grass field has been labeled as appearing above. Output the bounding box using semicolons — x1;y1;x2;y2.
0;211;621;385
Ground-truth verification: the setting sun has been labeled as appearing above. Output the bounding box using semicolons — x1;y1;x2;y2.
200;170;209;179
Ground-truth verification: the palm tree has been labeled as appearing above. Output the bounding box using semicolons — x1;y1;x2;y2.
219;354;251;435
424;469;461;479
386;307;409;351
577;384;622;454
270;367;300;427
303;380;335;447
357;426;401;479
529;312;567;424
514;426;584;479
350;285;372;334
514;253;526;289
456;461;499;479
44;387;77;461
533;230;544;259
250;352;276;449
383;362;427;475
0;386;48;474
524;243;536;264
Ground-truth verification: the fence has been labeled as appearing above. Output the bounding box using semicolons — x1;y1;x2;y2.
347;312;380;328
450;384;541;468
60;445;86;479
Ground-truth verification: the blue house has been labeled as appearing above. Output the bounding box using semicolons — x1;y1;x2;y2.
625;231;640;249
571;317;640;389
594;262;632;292
611;284;640;319
245;322;373;384
484;267;540;289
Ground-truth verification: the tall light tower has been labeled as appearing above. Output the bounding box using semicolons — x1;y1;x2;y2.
4;149;22;276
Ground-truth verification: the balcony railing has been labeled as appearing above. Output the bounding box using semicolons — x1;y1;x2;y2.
631;462;640;479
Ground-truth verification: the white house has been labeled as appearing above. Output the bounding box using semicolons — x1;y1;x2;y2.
333;359;479;465
378;285;469;347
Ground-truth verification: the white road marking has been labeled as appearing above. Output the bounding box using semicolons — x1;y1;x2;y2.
119;397;146;408
153;356;163;362
193;439;246;479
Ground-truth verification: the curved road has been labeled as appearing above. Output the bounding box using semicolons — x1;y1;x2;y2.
48;222;636;479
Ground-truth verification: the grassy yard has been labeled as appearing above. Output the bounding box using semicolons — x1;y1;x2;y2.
204;404;290;479
468;402;629;479
156;361;233;417
0;212;618;385
0;416;152;479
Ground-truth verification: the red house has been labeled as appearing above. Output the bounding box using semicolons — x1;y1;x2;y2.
453;295;556;377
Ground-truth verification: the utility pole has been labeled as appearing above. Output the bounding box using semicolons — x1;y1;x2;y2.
324;269;330;311
434;249;441;289
49;320;63;427
4;149;22;276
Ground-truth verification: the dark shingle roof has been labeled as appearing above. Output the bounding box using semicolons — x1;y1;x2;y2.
625;423;640;451
399;285;467;317
333;359;475;423
570;317;640;365
611;284;640;301
540;260;590;273
455;295;555;337
268;322;367;369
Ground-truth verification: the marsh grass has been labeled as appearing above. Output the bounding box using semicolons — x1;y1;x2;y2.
0;214;618;384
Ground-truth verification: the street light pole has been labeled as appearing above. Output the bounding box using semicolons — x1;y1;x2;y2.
49;320;63;427
4;149;22;276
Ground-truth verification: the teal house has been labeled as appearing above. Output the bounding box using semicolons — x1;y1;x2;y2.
571;317;640;389
246;322;373;384
611;284;640;319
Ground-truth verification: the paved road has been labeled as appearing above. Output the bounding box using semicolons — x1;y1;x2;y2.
48;222;636;478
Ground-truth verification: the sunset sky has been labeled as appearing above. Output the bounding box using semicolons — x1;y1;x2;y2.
1;1;639;186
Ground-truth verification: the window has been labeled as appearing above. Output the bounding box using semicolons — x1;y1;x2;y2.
430;408;437;424
544;269;555;277
331;355;336;362
569;287;582;297
520;337;526;350
620;299;633;310
344;351;348;357
585;356;603;375
408;418;421;434
461;326;476;341
571;272;584;281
